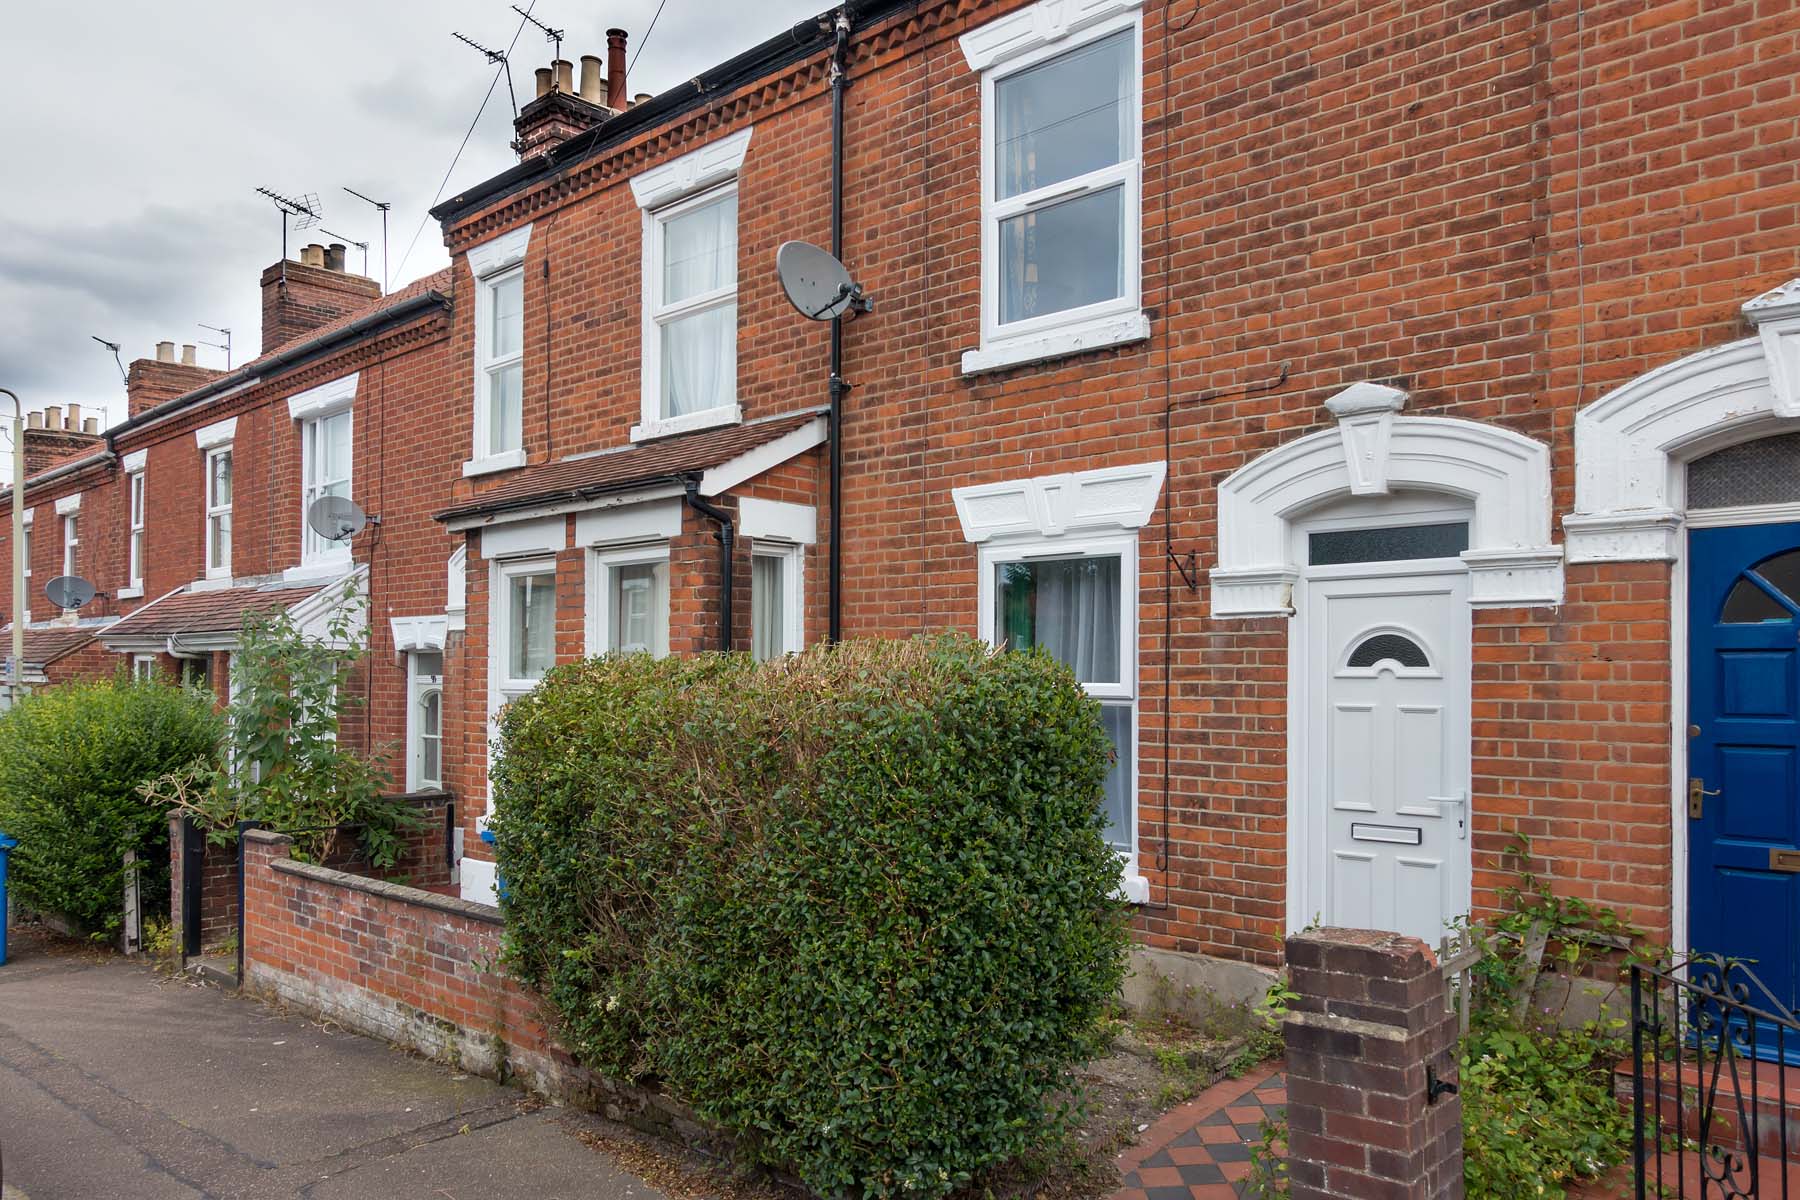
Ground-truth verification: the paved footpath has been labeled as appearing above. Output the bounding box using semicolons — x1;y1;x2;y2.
0;933;669;1200
1110;1063;1286;1200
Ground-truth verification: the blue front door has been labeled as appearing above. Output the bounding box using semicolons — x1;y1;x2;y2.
1689;522;1800;1014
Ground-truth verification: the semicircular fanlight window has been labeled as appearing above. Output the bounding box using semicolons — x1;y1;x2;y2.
1347;633;1430;669
1723;549;1800;623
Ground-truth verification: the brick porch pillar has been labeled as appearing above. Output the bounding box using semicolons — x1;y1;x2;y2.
1283;927;1463;1200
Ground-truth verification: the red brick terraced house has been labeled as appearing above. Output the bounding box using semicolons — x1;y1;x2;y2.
10;0;1800;1004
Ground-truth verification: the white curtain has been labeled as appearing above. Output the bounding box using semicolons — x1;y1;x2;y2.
1028;558;1121;684
660;194;737;418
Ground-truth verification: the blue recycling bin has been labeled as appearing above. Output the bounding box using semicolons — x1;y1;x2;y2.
0;832;16;966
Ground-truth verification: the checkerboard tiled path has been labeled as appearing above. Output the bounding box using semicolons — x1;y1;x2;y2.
1110;1062;1285;1200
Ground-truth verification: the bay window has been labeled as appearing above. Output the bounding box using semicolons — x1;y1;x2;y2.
961;1;1147;373
980;535;1138;859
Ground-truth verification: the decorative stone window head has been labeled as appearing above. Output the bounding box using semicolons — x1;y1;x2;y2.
1212;383;1563;616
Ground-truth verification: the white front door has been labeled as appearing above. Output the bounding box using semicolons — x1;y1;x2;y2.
1299;564;1472;945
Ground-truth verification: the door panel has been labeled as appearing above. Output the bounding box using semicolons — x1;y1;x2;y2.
1689;522;1800;1015
1303;568;1471;946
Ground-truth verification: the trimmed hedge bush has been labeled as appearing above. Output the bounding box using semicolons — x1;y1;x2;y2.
0;675;222;935
492;635;1129;1197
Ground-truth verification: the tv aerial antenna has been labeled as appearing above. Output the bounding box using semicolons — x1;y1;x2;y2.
255;186;323;288
511;6;564;66
320;229;370;278
453;31;518;118
89;336;127;385
306;495;376;545
343;187;391;295
198;323;232;370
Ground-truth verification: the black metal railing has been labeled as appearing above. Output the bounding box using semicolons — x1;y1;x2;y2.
1632;954;1800;1198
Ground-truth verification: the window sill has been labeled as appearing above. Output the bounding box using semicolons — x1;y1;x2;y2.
117;586;144;601
961;311;1151;376
462;449;527;478
283;555;352;584
630;404;742;443
191;575;232;593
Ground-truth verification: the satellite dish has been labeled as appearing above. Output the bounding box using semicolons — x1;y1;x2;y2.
776;241;870;321
306;495;368;543
44;575;97;611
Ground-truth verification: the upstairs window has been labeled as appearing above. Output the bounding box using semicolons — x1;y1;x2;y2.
478;268;524;459
127;469;146;590
205;447;233;579
301;409;352;566
961;2;1146;373
61;513;78;577
629;127;751;441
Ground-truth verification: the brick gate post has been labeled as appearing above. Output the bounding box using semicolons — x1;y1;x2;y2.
1283;928;1463;1200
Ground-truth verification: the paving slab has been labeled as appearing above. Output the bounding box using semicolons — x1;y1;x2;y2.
0;932;668;1200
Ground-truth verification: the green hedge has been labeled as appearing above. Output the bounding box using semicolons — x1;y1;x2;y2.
0;675;222;935
492;635;1129;1197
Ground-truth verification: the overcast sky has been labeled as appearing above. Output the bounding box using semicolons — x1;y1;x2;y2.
0;0;830;482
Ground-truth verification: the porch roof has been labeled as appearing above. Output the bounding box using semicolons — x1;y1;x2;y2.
1;624;103;668
98;582;328;642
433;408;826;525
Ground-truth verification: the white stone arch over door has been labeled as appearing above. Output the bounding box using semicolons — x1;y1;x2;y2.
1210;383;1564;615
1565;279;1800;561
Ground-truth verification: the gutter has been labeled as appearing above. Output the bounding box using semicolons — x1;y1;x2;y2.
104;291;451;444
431;1;910;227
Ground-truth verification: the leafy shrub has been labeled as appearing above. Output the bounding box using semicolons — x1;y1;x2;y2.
0;674;221;935
143;589;414;867
493;635;1130;1198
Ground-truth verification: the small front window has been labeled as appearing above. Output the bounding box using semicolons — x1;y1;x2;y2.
408;649;445;792
751;545;803;661
301;410;352;563
593;549;670;657
506;571;555;683
206;448;233;578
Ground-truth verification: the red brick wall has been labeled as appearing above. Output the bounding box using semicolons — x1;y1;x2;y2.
435;0;1800;963
167;815;239;953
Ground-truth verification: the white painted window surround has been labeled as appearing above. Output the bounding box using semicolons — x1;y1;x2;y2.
953;459;1165;905
446;545;468;632
630;127;752;442
1211;383;1564;616
1565;277;1800;562
465;223;533;478
286;375;357;580
959;0;1150;375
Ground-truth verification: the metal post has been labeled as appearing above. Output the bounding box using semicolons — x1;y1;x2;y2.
0;388;24;710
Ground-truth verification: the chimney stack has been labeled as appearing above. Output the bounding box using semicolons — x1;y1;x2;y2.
579;55;603;103
127;340;228;417
606;29;628;109
155;341;175;363
20;404;107;477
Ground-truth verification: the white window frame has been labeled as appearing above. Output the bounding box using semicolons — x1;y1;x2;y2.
628;127;752;443
492;556;558;702
750;542;804;660
586;543;671;658
960;0;1149;375
299;407;354;571
465;223;532;477
204;446;233;581
20;507;31;582
975;531;1146;902
60;513;78;578
124;469;146;596
132;654;156;682
406;650;445;792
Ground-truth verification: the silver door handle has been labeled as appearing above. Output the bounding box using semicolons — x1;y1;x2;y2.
1430;792;1467;839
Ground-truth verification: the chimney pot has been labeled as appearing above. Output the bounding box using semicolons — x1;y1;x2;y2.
325;243;347;272
579;55;603;103
304;243;328;268
65;403;81;431
552;58;573;94
155;341;175;363
633;92;652;106
26;412;42;430
83;417;98;435
180;343;197;366
43;406;60;430
534;66;553;98
606;29;628;109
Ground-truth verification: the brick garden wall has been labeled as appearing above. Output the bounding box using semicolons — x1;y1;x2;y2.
239;828;725;1151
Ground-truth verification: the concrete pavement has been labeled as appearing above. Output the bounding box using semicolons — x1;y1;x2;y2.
0;929;670;1200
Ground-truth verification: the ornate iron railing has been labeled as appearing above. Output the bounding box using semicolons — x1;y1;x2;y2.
1632;954;1800;1198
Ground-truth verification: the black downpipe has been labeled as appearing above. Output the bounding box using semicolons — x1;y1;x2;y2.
827;6;851;643
685;481;736;652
